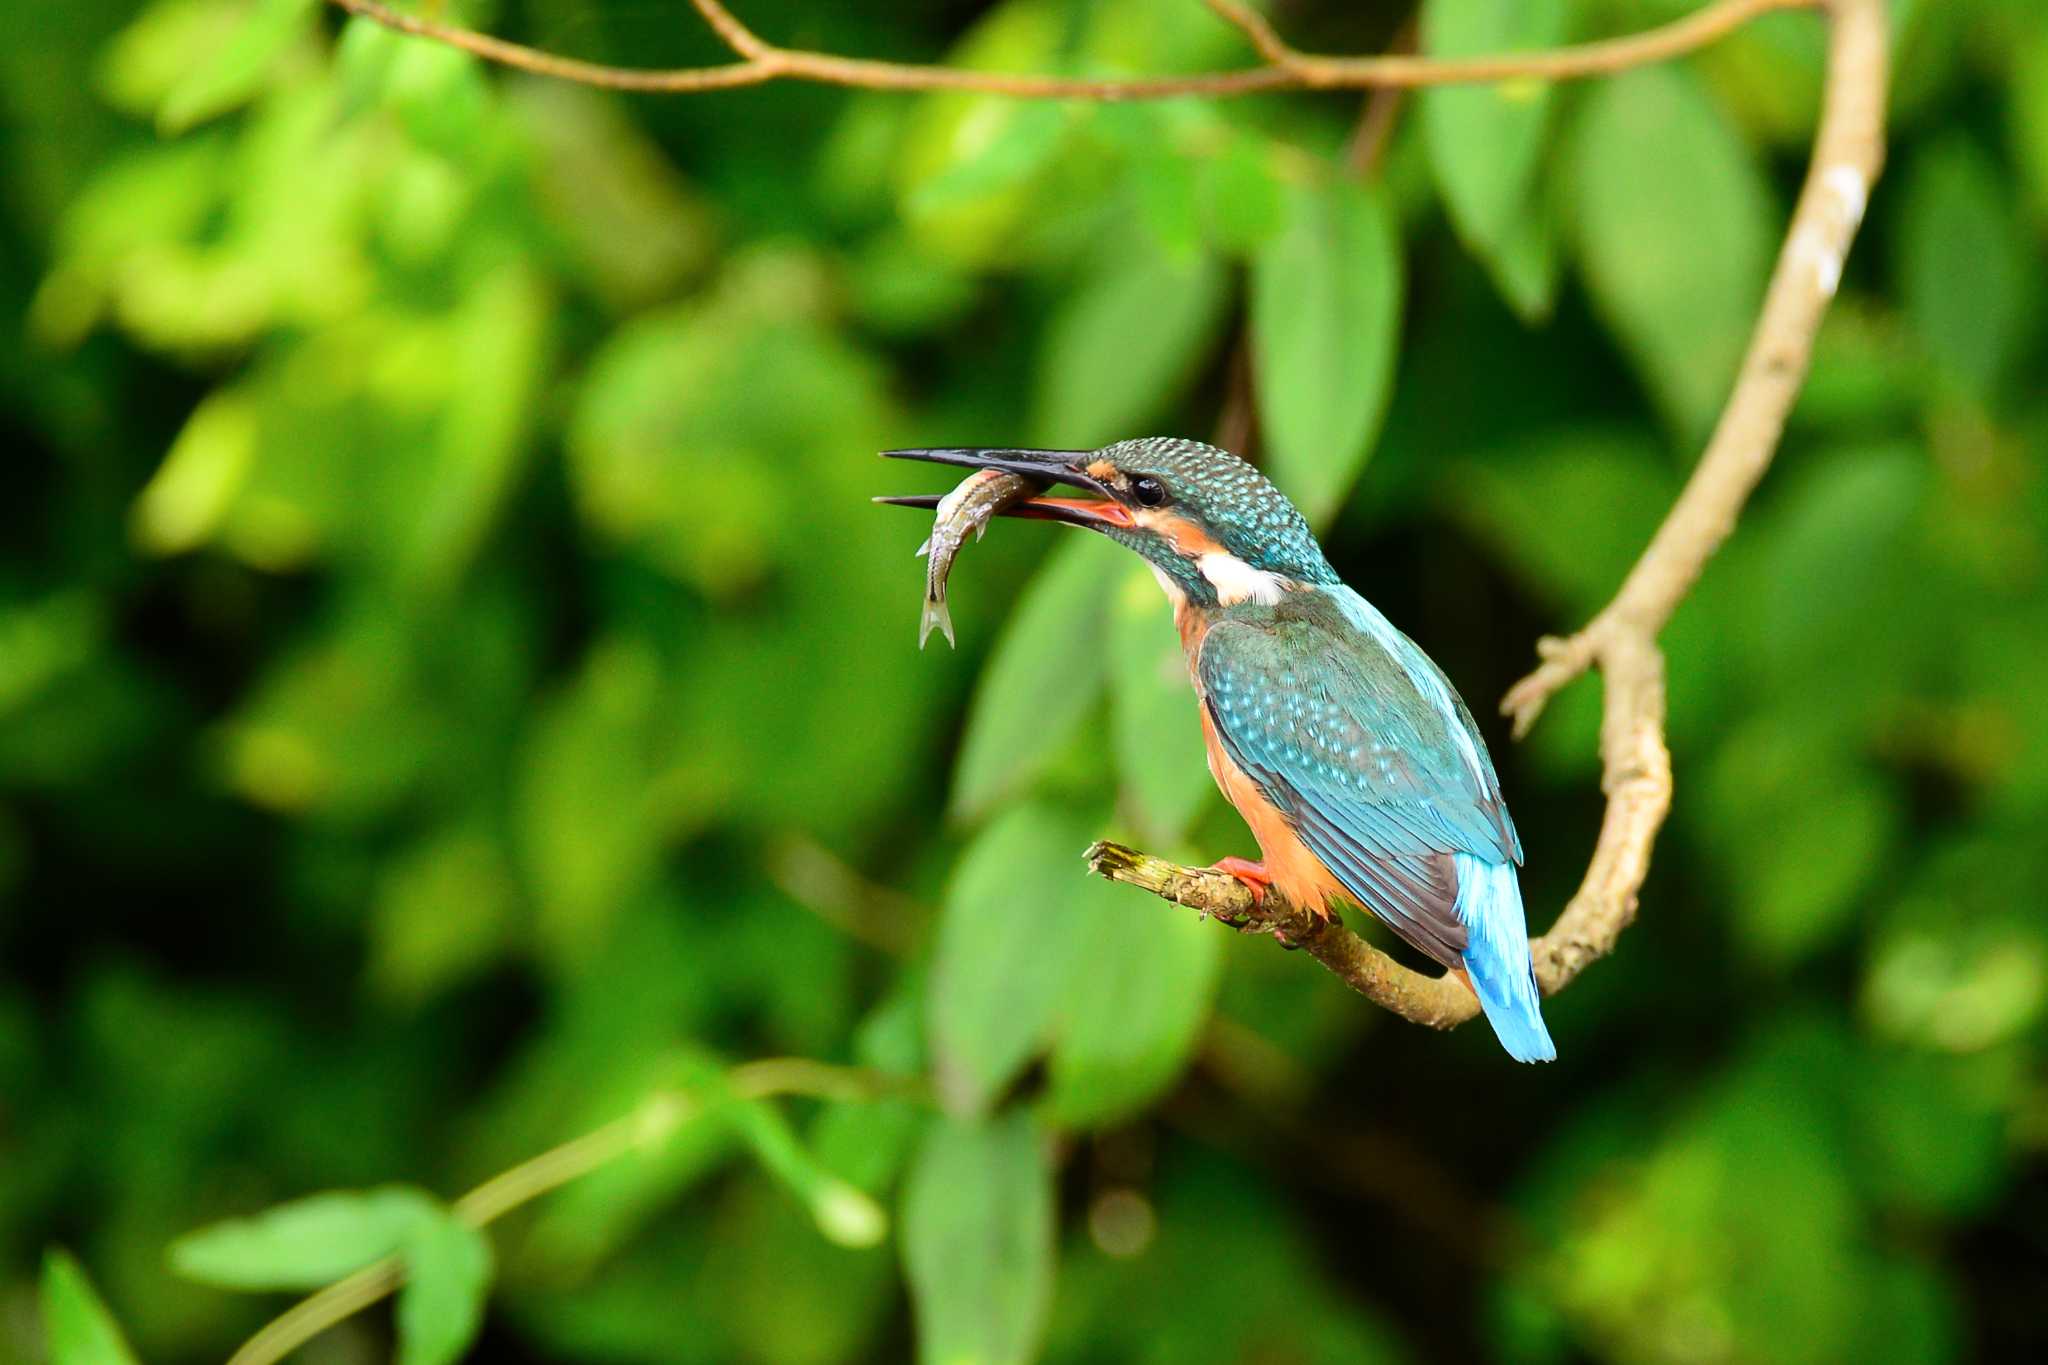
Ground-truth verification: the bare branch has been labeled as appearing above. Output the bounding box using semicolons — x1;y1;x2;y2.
326;0;1815;100
1202;0;1301;69
1087;842;1477;1027
1095;0;1888;1034
1342;17;1418;179
322;0;1887;1028
689;0;774;62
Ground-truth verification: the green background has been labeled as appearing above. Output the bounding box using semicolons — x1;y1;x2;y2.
5;0;2047;1361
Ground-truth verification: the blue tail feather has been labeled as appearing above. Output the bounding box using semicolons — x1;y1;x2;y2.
1450;854;1555;1063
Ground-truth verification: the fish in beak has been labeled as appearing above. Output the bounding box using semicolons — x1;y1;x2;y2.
874;447;1135;530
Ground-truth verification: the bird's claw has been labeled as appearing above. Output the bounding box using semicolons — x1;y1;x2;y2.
1208;856;1271;908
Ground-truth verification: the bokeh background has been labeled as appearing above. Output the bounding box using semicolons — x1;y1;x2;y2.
6;0;2047;1361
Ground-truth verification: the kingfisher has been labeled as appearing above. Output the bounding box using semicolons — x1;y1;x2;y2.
883;437;1554;1062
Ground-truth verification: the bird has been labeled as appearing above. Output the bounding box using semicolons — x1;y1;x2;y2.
881;437;1554;1062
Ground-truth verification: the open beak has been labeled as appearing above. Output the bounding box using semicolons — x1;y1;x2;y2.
874;447;1135;530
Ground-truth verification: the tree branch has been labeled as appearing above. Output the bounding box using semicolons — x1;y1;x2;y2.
327;0;1886;1026
326;0;1815;100
1340;14;1417;179
1093;0;1888;1033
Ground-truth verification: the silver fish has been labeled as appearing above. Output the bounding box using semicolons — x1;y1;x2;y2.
916;468;1039;648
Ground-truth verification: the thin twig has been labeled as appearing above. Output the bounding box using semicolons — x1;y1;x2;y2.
326;0;1815;100
1090;0;1889;1033
1343;17;1417;177
690;0;771;61
766;835;921;954
223;1061;912;1365
1202;0;1297;67
1217;15;1412;462
1211;332;1257;460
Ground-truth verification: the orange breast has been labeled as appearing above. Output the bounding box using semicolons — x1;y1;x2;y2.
1197;704;1346;919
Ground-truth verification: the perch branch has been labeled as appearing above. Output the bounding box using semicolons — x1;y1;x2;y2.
1093;0;1887;1032
324;0;1884;1025
325;0;1814;99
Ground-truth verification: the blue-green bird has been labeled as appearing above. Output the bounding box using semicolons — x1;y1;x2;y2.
884;437;1553;1062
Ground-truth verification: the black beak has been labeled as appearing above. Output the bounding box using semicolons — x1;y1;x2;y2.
879;447;1109;493
875;447;1133;530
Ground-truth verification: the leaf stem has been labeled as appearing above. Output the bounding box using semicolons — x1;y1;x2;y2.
221;1060;909;1365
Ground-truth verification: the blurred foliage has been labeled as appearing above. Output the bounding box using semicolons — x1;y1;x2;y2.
4;0;2048;1362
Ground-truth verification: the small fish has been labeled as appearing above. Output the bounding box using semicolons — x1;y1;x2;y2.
915;468;1039;648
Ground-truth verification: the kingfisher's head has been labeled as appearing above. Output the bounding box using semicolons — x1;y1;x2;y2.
881;437;1335;608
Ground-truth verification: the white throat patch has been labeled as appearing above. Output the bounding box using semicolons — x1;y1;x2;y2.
1197;552;1288;606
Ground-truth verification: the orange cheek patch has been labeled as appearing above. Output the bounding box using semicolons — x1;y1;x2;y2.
1136;510;1224;559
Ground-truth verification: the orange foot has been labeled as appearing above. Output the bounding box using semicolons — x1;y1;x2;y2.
1209;856;1271;907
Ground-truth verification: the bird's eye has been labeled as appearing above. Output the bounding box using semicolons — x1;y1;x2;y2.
1132;476;1168;507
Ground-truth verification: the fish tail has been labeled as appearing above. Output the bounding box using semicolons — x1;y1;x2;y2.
919;598;955;650
1451;853;1555;1063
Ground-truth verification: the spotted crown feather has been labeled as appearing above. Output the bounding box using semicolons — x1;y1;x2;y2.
1100;437;1337;585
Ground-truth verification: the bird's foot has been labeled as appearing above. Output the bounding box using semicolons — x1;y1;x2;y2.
1208;856;1272;908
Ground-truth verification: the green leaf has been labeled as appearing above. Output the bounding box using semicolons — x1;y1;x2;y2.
1846;1050;2005;1218
131;387;260;556
1697;718;1898;965
1862;839;2048;1053
514;637;669;958
333;13;405;119
1044;885;1221;1129
714;1076;890;1248
813;990;931;1197
509;82;713;312
1198;132;1288;256
908;101;1070;217
2017;25;2048;227
41;1251;140;1365
1895;136;2029;401
928;804;1096;1114
1032;237;1229;447
1687;8;1825;149
170;1186;440;1290
401;264;553;590
1132;147;1204;258
901;1111;1055;1365
385;41;493;160
1421;0;1570;319
1443;428;1674;616
1753;444;1930;697
397;1213;494;1365
1570;66;1774;440
931;788;1219;1127
519;1050;737;1279
895;1;1069;264
1251;179;1402;524
158;0;317;133
368;823;518;1007
1107;562;1210;843
951;535;1120;821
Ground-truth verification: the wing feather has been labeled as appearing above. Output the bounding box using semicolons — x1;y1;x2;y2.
1197;602;1518;969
